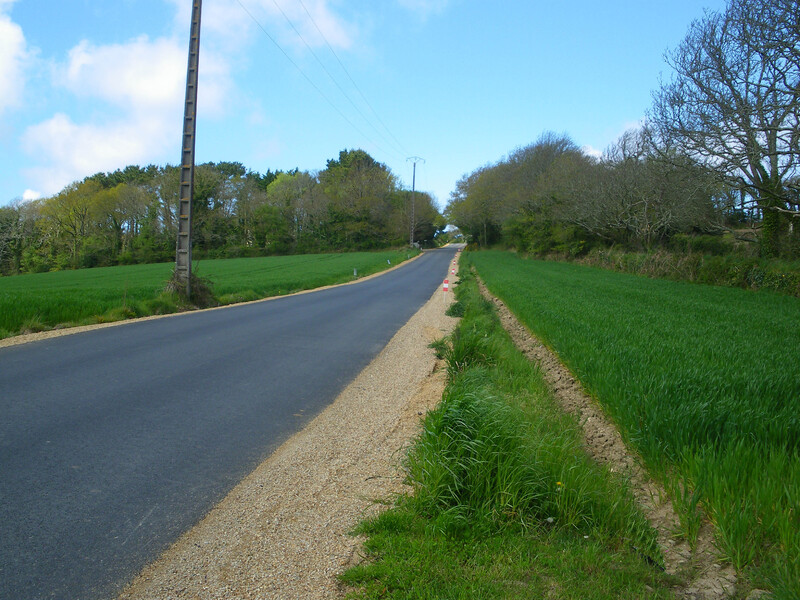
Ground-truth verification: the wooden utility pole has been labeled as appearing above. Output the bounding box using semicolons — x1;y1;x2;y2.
175;0;202;297
407;156;424;246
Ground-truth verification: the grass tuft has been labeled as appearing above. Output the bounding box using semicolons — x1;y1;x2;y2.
164;267;217;309
444;299;465;317
20;314;48;334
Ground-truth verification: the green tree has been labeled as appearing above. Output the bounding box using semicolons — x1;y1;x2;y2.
266;171;326;250
0;202;24;274
233;176;268;250
447;167;501;247
39;180;105;267
253;203;291;254
102;184;153;258
320;149;398;248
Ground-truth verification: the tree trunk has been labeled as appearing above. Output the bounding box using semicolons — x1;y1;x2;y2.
760;206;787;258
790;216;800;259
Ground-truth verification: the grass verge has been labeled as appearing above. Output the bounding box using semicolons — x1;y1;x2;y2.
467;250;800;598
341;268;675;599
0;249;418;339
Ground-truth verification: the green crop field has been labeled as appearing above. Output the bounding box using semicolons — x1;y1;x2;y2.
467;251;800;596
0;249;417;339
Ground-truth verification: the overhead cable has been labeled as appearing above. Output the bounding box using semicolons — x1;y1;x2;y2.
295;0;410;158
234;0;401;162
270;0;406;159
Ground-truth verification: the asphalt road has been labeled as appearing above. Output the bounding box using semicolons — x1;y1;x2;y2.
0;246;459;600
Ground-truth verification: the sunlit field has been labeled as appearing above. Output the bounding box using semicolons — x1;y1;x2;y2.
0;249;417;338
468;251;800;596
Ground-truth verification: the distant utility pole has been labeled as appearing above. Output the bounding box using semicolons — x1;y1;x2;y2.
175;0;202;298
407;156;425;246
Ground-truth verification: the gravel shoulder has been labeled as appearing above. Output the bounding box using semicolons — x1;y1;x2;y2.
117;284;457;599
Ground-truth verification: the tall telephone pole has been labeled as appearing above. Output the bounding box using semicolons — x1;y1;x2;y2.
407;156;425;246
175;0;202;297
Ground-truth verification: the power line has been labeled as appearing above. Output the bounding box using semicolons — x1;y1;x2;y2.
234;0;401;161
270;0;406;159
295;0;410;158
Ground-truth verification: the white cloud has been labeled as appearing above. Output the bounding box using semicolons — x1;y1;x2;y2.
60;35;231;118
61;37;186;112
281;0;354;49
619;119;646;137
581;145;603;159
252;136;282;162
0;0;27;115
22;189;41;201
22;25;233;195
168;0;356;52
18;0;359;196
22;112;170;195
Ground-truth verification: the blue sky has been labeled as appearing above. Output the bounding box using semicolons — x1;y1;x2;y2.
0;0;727;209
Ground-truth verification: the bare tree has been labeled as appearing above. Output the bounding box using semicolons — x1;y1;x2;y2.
650;0;800;256
590;129;718;248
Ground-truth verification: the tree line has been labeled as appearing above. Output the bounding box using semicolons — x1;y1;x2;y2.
0;149;444;275
447;0;799;259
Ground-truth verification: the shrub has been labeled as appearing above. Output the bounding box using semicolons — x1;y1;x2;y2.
669;233;732;256
444;299;465;317
578;246;800;298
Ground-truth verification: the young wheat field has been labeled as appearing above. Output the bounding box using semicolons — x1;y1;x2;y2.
0;250;416;339
467;251;800;597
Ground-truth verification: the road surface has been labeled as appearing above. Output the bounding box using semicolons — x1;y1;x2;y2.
0;246;458;600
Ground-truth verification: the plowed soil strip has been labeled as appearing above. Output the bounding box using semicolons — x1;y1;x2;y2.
478;278;737;600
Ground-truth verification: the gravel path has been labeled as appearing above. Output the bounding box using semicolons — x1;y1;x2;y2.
117;285;457;600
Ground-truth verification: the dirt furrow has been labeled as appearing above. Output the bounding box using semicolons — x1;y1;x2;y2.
478;279;737;600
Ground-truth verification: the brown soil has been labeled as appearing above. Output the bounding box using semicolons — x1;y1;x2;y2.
477;278;738;600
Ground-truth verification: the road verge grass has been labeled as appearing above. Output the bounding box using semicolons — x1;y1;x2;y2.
0;249;418;339
341;269;675;599
467;250;800;598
